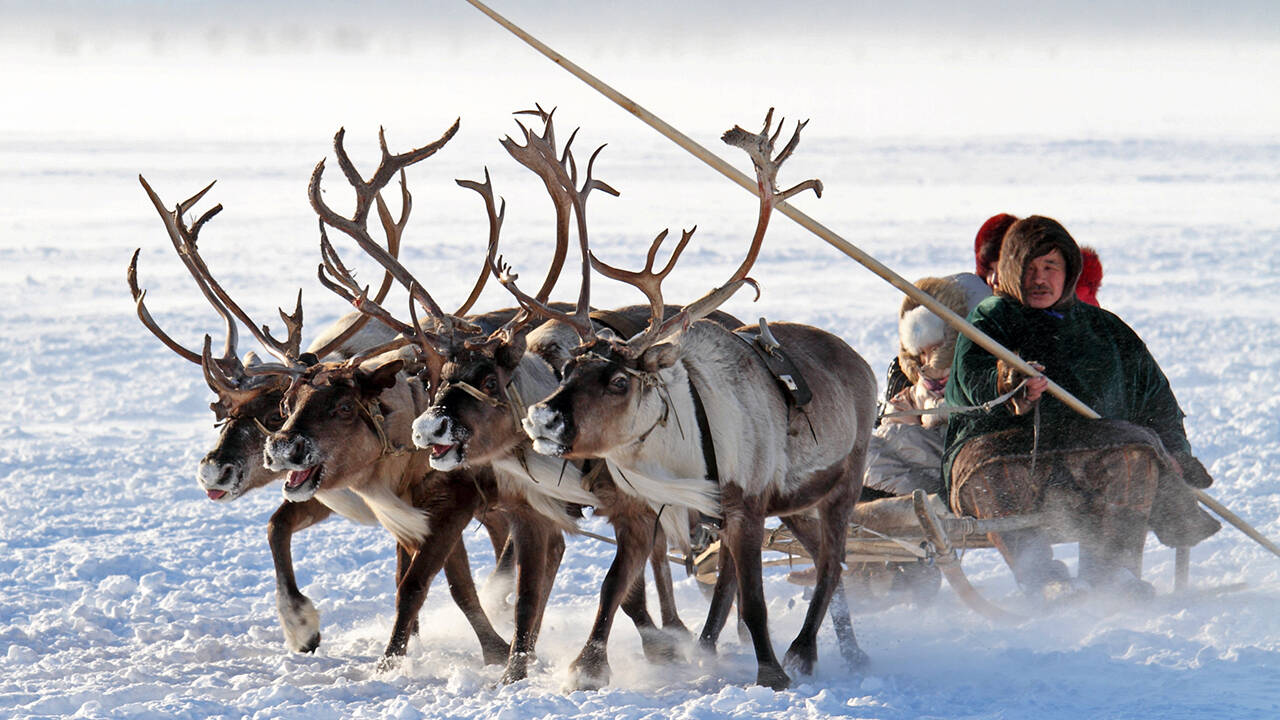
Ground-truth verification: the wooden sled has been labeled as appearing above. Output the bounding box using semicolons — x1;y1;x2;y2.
683;489;1221;621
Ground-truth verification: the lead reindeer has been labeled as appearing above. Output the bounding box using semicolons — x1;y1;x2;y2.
131;153;509;663
520;110;878;689
323;110;698;685
276;122;579;674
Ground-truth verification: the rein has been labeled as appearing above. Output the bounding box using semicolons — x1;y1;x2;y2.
441;375;539;483
879;378;1043;479
355;396;407;458
878;378;1030;420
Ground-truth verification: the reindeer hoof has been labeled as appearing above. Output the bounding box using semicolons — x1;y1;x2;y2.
756;664;791;691
278;596;321;653
782;647;816;677
298;632;320;654
375;653;404;673
638;627;680;664
500;651;533;685
568;661;610;691
839;643;871;672
696;636;719;657
481;640;511;667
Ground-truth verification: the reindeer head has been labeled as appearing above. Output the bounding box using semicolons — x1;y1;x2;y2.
263;359;406;502
523;109;817;460
411;330;542;470
131;176;402;502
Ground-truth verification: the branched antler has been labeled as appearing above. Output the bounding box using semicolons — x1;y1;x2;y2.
134;176;238;367
309;123;458;331
589;227;694;355
487;108;619;351
719;107;822;286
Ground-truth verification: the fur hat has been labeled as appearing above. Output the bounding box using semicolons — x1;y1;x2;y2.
974;213;1018;281
898;276;969;385
995;215;1083;311
1076;245;1103;306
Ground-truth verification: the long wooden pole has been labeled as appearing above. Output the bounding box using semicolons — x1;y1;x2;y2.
466;0;1280;556
464;0;1096;418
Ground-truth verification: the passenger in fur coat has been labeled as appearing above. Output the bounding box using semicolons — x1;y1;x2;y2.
864;276;987;495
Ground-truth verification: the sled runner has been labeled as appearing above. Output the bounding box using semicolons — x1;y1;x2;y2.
682;489;1230;621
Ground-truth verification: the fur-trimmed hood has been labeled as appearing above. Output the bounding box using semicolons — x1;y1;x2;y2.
995;215;1083;312
897;276;970;385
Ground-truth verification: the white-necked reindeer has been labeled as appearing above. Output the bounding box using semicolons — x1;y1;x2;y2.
519;110;878;690
322;110;697;685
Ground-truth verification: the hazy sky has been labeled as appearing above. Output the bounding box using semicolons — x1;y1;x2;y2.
3;1;1277;141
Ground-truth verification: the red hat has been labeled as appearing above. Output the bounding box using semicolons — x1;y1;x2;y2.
974;213;1018;280
1076;245;1103;306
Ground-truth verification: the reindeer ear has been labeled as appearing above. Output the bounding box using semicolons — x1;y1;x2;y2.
495;333;527;372
359;359;404;396
641;343;680;373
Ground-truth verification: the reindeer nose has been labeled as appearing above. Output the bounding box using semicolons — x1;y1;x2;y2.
283;436;309;466
266;434;307;469
197;457;238;491
529;404;564;435
412;413;451;448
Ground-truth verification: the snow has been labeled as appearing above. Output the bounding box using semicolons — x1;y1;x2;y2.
2;2;1279;718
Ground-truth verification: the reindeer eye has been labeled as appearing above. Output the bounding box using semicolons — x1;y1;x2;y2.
334;399;354;418
606;373;630;394
482;374;499;394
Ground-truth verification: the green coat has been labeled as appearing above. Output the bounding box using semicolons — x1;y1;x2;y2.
942;295;1190;492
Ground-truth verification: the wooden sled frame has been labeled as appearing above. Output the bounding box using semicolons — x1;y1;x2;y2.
682;489;1205;622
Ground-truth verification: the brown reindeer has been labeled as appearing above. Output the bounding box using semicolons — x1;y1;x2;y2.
267;122;568;673
520;110;877;689
317;110;697;686
132;159;509;663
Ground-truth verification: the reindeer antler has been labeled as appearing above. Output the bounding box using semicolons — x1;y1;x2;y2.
309;122;458;335
134;176;239;368
591;108;818;355
719;107;822;286
589;227;694;355
486;108;619;351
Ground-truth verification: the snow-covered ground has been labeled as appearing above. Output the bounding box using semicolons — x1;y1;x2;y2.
2;3;1279;718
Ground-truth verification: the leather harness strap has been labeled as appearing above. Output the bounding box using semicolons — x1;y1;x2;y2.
733;324;813;409
687;373;719;484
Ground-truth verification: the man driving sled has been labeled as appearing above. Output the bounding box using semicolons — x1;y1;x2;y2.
943;215;1220;601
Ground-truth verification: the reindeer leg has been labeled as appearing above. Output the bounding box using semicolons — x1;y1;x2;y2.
379;508;474;669
531;525;564;649
697;543;738;655
482;532;517;616
501;512;560;684
649;527;691;639
781;507;868;675
394;544;420;639
724;503;789;690
268;498;332;653
442;542;510;666
568;515;654;690
480;512;516;611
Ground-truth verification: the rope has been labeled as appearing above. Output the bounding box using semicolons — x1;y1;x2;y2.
878;378;1029;421
355;397;405;457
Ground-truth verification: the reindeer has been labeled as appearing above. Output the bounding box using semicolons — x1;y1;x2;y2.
131;154;509;663
316;110;698;686
260;122;571;672
519;110;878;690
410;110;764;689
